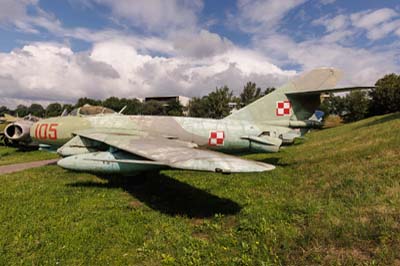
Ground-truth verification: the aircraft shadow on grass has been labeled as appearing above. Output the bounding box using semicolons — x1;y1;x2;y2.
67;172;242;218
258;157;291;167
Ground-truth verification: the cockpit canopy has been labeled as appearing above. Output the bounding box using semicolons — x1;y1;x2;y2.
68;104;115;116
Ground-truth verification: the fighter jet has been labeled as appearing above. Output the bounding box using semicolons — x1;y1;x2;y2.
1;114;38;146
18;68;364;174
0;115;13;144
3;105;115;148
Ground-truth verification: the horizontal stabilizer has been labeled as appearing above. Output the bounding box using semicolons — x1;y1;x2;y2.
240;135;282;152
285;86;375;95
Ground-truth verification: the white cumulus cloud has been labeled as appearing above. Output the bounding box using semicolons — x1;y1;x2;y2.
83;0;203;32
0;0;399;109
235;0;307;32
351;8;398;30
0;41;294;108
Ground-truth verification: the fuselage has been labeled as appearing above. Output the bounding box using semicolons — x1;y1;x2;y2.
30;114;295;154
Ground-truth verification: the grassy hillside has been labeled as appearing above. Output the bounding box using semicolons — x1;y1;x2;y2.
0;113;399;265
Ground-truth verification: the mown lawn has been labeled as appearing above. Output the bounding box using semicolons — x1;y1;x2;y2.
0;113;399;265
0;146;59;166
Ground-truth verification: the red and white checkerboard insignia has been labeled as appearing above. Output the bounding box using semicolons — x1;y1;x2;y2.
276;100;291;116
208;131;225;146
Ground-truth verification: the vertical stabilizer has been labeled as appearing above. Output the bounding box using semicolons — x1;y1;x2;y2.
225;68;343;123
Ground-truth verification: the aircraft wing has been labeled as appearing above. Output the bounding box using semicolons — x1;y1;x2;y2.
57;131;275;173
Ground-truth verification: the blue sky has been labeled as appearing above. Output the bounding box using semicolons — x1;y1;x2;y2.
0;0;399;107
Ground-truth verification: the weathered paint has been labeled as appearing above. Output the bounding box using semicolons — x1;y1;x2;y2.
31;114;290;154
30;68;349;174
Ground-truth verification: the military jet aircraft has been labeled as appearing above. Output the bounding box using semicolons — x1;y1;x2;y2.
3;105;115;148
9;68;365;174
0;114;15;145
1;114;39;147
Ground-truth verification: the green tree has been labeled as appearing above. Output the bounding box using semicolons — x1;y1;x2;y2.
28;103;45;117
342;90;370;122
188;97;208;118
46;103;62;117
189;86;234;118
102;97;143;115
165;99;184;116
319;93;347;116
0;106;9;116
142;100;164;115
123;99;142;115
62;104;74;114
320;91;369;122
263;87;276;95
75;97;102;108
205;86;233;119
14;105;29;117
370;73;400;115
240;82;262;106
102;97;125;112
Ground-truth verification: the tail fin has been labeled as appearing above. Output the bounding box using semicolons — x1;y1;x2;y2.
225;68;343;123
4;114;18;122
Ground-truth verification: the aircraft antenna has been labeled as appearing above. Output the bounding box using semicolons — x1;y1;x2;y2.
118;106;127;114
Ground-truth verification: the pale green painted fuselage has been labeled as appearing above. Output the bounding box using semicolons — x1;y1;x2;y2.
30;114;294;154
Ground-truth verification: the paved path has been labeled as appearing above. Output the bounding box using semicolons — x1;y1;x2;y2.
0;159;59;175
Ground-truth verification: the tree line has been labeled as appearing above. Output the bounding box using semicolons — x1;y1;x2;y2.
0;82;275;119
320;73;400;122
0;73;399;121
0;97;185;118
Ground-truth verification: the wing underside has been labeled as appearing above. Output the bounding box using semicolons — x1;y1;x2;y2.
57;131;275;174
285;86;375;95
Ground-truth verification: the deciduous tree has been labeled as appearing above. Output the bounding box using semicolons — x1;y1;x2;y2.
240;82;262;106
14;105;29;117
142;100;164;115
28;103;45;117
342;90;370;122
165;99;184;116
205;86;233;119
46;103;63;117
75;97;102;108
370;73;400;115
188;97;208;118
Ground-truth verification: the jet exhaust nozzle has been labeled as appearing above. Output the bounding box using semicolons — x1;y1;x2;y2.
4;121;33;141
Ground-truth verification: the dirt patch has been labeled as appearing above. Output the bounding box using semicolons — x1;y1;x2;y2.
190;218;205;226
192;232;210;241
129;201;143;208
0;159;59;175
324;247;372;262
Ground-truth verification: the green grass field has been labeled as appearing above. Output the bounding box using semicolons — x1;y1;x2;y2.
0;146;59;166
0;113;399;265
